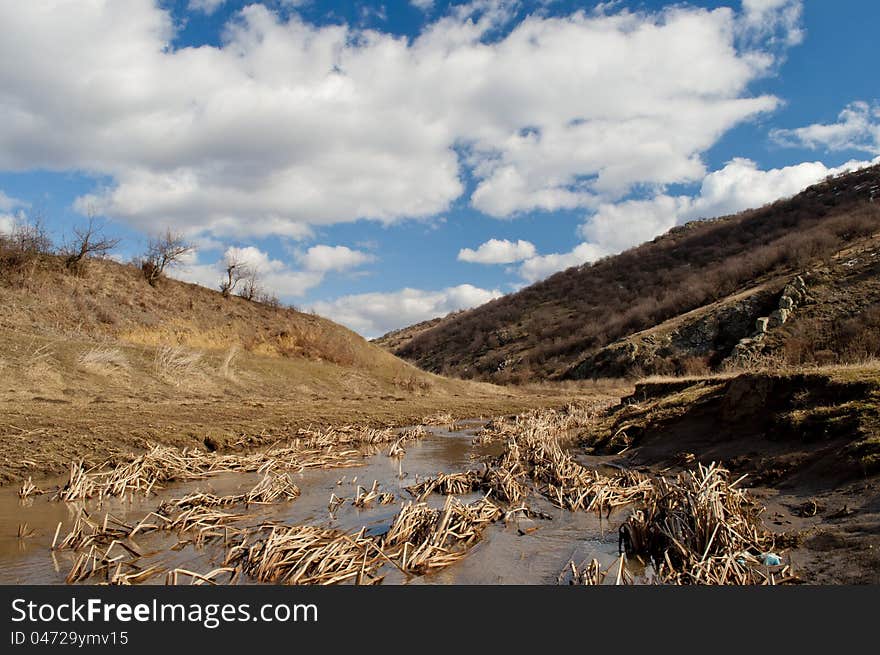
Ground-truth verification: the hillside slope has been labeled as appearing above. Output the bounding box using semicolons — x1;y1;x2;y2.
0;256;586;484
385;163;880;381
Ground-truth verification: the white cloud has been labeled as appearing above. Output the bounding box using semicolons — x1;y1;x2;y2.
311;284;503;338
0;214;16;235
188;0;227;15
518;242;608;283
172;241;375;299
0;190;25;212
299;244;375;272
740;0;804;47
519;155;879;283
771;101;880;155
458;238;536;264
0;2;798;238
410;0;435;11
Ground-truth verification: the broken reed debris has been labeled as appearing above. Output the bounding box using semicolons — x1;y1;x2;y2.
158;472;299;512
225;525;384;585
19;476;44;499
618;463;797;585
226;495;504;584
562;555;633;586
352;480;395;508
387;426;427;458
53;424;429;503
421;412;455;426
165;567;238;586
381;496;503;574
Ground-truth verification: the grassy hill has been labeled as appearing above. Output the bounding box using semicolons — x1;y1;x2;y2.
384;163;880;382
0;253;586;484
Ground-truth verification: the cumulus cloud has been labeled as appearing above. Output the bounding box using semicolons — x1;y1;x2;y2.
518;155;879;283
410;0;435;11
0;189;25;212
518;242;608;283
458;238;536;264
299;244;375;272
771;101;880;155
311;284;503;338
740;0;804;47
188;0;227;15
171;242;373;298
0;1;797;238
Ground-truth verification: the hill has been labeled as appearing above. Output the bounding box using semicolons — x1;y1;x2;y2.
384;163;880;382
0;253;587;484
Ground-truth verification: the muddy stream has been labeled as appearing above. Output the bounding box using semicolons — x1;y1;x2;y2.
0;422;636;584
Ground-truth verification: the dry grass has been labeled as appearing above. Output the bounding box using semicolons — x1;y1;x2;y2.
153;345;202;385
77;346;129;376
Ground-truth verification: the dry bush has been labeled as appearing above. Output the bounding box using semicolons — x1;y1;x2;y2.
77;346;130;376
0;215;53;284
153;345;202;384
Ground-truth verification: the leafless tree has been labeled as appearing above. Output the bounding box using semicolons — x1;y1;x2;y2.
219;252;253;298
62;217;120;275
236;267;263;301
140;229;193;286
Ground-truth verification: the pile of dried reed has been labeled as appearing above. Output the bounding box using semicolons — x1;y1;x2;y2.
618;463;796;585
158;473;299;512
55;441;363;502
486;421;651;512
421;412;454;426
379;496;503;574
406;470;486;500
225;525;385;585
66;541;145;584
18;477;44;499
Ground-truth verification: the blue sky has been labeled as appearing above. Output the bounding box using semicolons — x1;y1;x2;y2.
1;1;878;336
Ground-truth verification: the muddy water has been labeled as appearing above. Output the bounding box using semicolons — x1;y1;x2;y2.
0;423;629;585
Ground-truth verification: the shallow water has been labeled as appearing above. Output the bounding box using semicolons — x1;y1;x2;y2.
0;423;631;585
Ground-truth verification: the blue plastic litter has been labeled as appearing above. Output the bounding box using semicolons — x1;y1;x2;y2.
760;553;782;566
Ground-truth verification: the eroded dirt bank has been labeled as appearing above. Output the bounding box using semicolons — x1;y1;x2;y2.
577;366;880;583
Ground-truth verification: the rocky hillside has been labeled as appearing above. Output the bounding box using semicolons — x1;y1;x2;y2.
383;163;880;381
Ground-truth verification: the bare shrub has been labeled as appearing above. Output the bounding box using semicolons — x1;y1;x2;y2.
154;345;202;384
140;229;192;286
61;217;120;276
0;214;53;283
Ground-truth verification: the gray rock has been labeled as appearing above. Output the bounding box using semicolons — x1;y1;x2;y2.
768;308;790;328
754;317;769;333
778;295;795;311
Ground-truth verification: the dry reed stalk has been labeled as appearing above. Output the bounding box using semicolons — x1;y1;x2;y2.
164;567;238;585
352;480;395;508
617;463;793;585
18;476;44;498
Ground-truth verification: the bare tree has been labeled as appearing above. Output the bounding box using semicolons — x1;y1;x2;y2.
62;217;120;275
236;267;263;301
219;252;253;298
140;229;193;286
